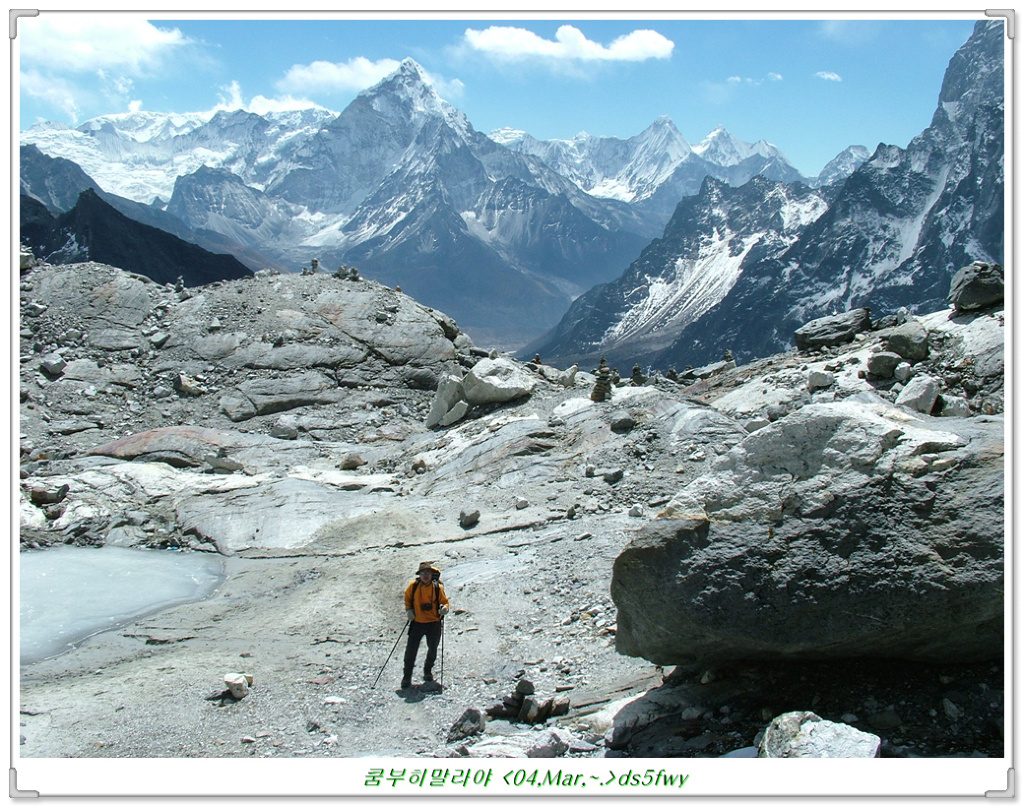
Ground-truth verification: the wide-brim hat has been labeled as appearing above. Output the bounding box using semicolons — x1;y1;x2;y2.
417;561;438;575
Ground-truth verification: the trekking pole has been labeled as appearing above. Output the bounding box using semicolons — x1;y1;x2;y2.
439;617;445;689
371;620;409;689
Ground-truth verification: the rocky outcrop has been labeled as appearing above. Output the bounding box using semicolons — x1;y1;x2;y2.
611;399;1003;665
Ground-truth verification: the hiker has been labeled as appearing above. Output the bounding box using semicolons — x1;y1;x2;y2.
401;561;450;689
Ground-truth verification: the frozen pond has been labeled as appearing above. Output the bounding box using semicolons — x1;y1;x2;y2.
20;545;224;665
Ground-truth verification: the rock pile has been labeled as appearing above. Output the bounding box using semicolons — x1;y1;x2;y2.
484;678;571;724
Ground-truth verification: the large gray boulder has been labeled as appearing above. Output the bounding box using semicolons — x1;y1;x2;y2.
793;309;871;350
612;399;1004;665
884;319;930;362
462;357;537;405
948;262;1003;312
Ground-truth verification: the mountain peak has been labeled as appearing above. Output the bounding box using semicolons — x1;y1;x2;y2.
357;57;472;138
395;57;430;83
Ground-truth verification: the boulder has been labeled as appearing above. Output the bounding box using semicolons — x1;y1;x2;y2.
948;262;1003;312
425;375;467;429
680;359;735;382
864;352;905;378
895;375;941;414
807;370;834;391
884;320;930;362
447;708;487;742
793;309;871;350
224;673;253;700
39;353;67;376
758;712;881;758
611;399;1003;665
89;426;255;468
462;357;537;405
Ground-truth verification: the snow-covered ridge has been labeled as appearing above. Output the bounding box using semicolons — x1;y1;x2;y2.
692;125;783;166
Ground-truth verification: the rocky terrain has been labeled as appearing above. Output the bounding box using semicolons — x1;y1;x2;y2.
17;259;1004;761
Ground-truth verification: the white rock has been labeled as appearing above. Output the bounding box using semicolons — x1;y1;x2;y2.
462;358;537;405
225;673;251;699
439;399;470;427
759;711;880;758
525;728;572;758
895;375;940;414
426;375;466;428
807;370;834;391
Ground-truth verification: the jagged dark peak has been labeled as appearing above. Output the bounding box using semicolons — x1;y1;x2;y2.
938;19;1004;106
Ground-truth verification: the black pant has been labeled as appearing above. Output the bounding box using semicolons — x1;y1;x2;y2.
403;620;442;680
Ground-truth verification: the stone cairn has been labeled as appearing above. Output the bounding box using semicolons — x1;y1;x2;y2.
484;678;570;725
334;265;360;281
630;364;647;386
590;358;613;402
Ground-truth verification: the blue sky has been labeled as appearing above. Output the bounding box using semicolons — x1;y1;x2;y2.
17;12;984;176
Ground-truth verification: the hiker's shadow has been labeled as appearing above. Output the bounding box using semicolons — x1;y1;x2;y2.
396;682;444;702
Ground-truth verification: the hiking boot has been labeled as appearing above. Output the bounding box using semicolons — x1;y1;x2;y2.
401;676;412;689
423;671;434;683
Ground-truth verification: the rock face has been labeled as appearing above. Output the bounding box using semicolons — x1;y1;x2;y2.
612;399;1003;665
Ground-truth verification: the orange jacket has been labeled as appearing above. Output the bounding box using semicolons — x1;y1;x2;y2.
404;578;449;623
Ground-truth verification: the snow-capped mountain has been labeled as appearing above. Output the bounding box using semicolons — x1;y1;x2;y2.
19;56;913;349
492;117;693;205
494;118;812;235
533;20;1004;370
529;176;829;367
21;107;336;204
813;145;871;188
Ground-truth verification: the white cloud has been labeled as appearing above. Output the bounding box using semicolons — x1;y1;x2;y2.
19;14;193;122
275;56;403;96
20;69;81;121
816;71;843;82
20;14;190;74
463;24;673;63
725;72;783;87
200;79;326;117
274;57;464;105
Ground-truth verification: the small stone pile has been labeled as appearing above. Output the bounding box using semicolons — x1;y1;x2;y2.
590;358;613;402
485;678;571;725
